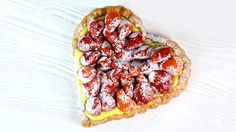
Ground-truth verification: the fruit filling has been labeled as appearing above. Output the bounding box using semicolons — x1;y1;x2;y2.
76;11;183;118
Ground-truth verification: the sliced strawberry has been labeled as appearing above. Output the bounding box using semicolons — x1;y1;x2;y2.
103;28;118;44
89;20;104;38
126;32;144;51
140;60;159;75
161;57;180;76
78;66;96;83
118;20;132;39
148;70;171;85
154;79;173;94
122;83;134;98
111;61;130;71
97;56;112;71
116;50;133;62
97;70;108;84
80;50;101;66
150;47;172;62
107;68;122;80
129;60;143;76
134;82;154;105
99;41;115;57
105;11;121;33
120;71;133;86
93;35;104;49
136;74;148;83
85;97;102;116
83;77;100;98
78;36;96;52
100;78;116;95
148;70;173;94
132;45;153;59
112;40;125;53
116;89;136;112
99;93;116;111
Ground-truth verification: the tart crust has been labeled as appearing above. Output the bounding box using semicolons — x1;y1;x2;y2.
72;6;191;127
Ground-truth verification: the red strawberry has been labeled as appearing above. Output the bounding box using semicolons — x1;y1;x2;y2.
136;74;148;83
148;70;171;85
105;11;121;33
155;79;173;94
100;78;116;95
122;83;134;98
107;69;122;80
116;50;133;62
103;28;118;44
97;56;112;71
150;47;172;62
112;40;125;53
148;70;173;94
99;93;116;111
83;77;100;98
161;57;180;76
78;66;96;83
89;20;104;38
92;35;104;49
140;60;159;75
134;82;154;105
129;60;143;76
97;70;108;84
111;61;130;71
80;50;101;66
99;41;115;57
85;97;102;116
78;36;96;52
132;45;153;59
118;20;132;39
126;32;144;51
120;71;133;86
116;89;136;112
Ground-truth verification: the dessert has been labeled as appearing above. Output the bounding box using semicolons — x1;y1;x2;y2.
72;6;191;127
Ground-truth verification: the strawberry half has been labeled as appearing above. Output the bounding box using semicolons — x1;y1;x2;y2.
116;89;136;112
89;20;104;38
105;11;121;33
134;82;154;105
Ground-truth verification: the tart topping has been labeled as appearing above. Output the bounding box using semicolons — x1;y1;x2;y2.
100;78;116;95
112;40;125;53
134;82;154;105
150;47;172;62
132;45;153;59
97;56;112;71
116;89;136;112
122;83;134;98
78;66;96;83
78;36;96;52
118;20;132;39
80;50;101;66
126;32;144;51
99;41;114;57
105;11;121;33
148;70;173;94
84;77;101;98
99;93;116;111
77;11;182;115
89;20;104;38
103;28;118;44
86;97;102;116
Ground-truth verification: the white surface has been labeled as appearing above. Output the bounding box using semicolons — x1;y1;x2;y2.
0;0;236;131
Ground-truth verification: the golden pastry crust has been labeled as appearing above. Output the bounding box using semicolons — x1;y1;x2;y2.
72;6;191;127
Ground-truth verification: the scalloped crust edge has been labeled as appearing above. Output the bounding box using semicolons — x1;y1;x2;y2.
72;6;191;127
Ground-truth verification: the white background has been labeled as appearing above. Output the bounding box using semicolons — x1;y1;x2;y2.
0;0;236;131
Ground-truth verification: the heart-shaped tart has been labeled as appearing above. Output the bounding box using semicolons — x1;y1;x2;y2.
72;6;191;127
